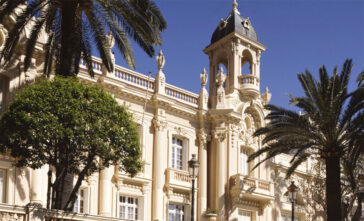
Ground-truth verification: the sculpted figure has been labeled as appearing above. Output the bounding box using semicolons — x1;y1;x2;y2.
156;50;165;71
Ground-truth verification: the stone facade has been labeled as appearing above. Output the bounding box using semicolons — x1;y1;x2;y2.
0;2;325;221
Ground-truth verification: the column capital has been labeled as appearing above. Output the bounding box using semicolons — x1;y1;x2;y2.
152;118;167;131
212;128;226;142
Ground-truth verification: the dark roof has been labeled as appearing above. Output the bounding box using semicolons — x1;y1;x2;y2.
211;10;258;44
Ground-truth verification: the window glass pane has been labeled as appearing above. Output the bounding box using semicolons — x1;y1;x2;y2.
168;203;184;221
73;189;85;213
171;137;184;170
238;210;251;221
119;195;139;220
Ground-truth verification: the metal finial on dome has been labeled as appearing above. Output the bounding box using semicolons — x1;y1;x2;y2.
232;0;240;14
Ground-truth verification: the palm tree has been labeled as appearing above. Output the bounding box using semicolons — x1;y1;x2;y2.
0;0;166;77
248;59;364;221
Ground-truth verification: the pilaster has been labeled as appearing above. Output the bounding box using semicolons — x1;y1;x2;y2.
152;116;167;221
30;168;43;204
98;165;114;216
212;128;227;221
198;128;208;221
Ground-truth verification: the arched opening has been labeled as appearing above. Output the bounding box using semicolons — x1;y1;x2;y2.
241;50;253;75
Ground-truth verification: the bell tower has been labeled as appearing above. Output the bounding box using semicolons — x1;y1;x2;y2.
204;0;266;109
203;2;270;221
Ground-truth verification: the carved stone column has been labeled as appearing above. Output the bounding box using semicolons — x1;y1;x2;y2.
30;168;43;204
152;118;167;221
198;129;208;221
98;165;114;216
213;128;227;221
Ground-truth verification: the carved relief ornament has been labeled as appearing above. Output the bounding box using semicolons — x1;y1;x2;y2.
213;129;226;142
152;118;167;131
198;129;208;148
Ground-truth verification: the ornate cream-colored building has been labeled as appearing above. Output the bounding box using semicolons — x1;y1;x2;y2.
0;2;325;221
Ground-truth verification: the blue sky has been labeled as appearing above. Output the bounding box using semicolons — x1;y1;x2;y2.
114;0;364;108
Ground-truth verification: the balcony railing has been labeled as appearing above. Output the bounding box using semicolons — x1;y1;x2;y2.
0;204;26;221
166;167;191;190
230;174;274;205
238;74;260;97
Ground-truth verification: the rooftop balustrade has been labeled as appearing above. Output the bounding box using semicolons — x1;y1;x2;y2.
79;57;199;108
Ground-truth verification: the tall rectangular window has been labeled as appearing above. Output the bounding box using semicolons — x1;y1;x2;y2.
171;137;183;170
73;189;85;213
0;169;6;203
240;148;249;176
168;203;184;221
119;196;138;220
238;210;251;221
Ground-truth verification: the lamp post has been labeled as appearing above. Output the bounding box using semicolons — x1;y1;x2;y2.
188;154;200;221
286;181;299;221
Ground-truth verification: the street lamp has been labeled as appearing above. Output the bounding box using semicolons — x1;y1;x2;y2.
286;181;299;221
188;154;200;221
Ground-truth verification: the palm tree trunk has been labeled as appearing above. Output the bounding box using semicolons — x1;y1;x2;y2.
325;155;342;221
352;193;363;221
60;1;81;77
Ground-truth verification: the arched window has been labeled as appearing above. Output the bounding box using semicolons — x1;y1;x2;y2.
241;50;253;75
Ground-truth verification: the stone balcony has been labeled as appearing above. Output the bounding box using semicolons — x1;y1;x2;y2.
0;203;137;221
238;74;260;98
165;167;192;191
230;174;274;209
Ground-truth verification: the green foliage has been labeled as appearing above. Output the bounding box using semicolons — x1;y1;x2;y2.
0;76;142;210
0;0;167;76
248;59;364;220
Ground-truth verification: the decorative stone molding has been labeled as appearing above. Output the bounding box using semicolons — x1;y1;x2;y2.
174;126;189;137
142;183;152;194
213;128;226;142
152;118;167;131
198;128;208;149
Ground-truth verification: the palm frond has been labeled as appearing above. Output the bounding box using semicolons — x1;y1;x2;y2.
84;9;112;73
24;13;46;71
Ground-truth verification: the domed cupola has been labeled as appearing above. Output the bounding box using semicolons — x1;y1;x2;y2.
211;0;258;44
204;0;266;108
